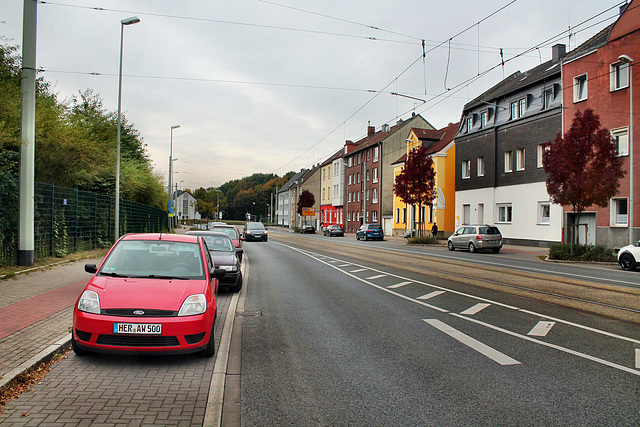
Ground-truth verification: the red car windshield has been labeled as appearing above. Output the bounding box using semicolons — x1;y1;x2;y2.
99;240;205;279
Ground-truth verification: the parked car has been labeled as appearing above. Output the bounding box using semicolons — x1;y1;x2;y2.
300;225;316;234
186;231;243;292
618;240;640;271
356;223;384;241
243;221;268;241
447;225;502;253
324;225;344;237
72;233;225;357
211;225;243;261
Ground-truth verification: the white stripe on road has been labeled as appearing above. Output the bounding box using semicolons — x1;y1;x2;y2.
424;319;521;366
349;268;367;273
387;281;412;289
338;264;351;267
366;274;387;280
527;321;556;337
460;303;491;315
417;290;445;300
636;349;640;369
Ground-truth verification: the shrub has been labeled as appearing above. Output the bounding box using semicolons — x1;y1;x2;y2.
548;244;616;262
407;235;438;245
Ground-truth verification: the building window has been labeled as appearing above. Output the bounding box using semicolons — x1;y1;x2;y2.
372;168;378;183
516;148;525;171
510;98;526;120
537;144;545;168
348;157;352;167
396;208;400;223
366;190;369;201
366;169;370;182
612;198;628;226
611;62;629;91
480;111;488;128
504;151;513;173
373;147;379;162
367;150;370;161
497;204;513;223
372;210;377;222
477;157;485;177
574;74;587;102
612;128;629;156
538;202;550;224
466;116;473;132
348;174;352;185
372;188;378;204
462;160;471;179
543;89;553;109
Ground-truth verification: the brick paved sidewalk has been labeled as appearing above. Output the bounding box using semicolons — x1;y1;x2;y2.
0;258;104;389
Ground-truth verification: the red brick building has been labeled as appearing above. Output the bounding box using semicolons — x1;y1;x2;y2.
561;1;640;247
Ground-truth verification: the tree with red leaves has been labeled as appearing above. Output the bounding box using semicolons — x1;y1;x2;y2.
543;108;625;244
297;189;315;215
394;144;436;237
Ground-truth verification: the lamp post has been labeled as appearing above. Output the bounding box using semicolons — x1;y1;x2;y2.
115;16;140;241
168;124;180;230
215;189;222;221
619;55;634;244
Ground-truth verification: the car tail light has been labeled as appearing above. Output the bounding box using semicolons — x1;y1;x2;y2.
476;234;483;240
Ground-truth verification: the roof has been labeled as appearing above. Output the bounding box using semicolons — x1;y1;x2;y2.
320;148;344;167
464;57;562;111
278;169;308;193
562;24;613;63
346;114;432;155
392;122;459;165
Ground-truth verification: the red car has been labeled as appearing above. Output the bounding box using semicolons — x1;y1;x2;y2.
72;233;225;357
212;225;244;261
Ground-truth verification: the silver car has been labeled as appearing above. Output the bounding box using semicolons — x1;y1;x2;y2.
447;225;502;253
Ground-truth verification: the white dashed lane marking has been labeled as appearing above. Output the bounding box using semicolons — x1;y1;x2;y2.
460;303;491;315
349;268;367;273
417;291;445;300
527;321;556;337
387;281;412;289
366;274;387;280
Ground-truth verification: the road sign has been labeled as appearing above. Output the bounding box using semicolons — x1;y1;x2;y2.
302;207;315;216
168;201;174;217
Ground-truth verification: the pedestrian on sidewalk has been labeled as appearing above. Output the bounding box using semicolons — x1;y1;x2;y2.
431;222;438;239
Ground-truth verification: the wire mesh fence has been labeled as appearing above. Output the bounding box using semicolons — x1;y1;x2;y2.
0;182;168;266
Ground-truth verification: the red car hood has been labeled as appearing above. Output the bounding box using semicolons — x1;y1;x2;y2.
86;276;207;311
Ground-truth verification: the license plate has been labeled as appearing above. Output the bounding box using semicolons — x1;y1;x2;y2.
487;240;497;244
113;323;162;335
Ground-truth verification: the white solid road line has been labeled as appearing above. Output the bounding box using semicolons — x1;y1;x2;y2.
424;318;521;366
460;303;491;315
527;321;556;337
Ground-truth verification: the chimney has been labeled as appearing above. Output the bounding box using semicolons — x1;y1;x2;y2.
552;44;566;61
367;124;375;137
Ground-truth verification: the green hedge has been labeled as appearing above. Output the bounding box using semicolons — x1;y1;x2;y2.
548;243;616;262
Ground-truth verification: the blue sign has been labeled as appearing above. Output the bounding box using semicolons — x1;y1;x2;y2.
168;200;175;217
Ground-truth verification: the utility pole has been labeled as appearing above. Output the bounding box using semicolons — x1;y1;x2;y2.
18;0;37;266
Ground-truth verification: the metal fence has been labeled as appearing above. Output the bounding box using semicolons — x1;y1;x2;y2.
0;182;168;266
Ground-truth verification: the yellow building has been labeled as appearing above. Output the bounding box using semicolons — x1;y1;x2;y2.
392;124;458;238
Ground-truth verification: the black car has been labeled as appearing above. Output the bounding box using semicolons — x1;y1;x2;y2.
300;225;316;234
323;225;344;237
186;231;243;292
243;221;268;241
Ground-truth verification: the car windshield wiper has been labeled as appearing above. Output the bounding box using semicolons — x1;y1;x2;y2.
144;274;189;280
98;272;130;278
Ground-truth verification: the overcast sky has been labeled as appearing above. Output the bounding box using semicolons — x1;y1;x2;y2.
3;0;625;190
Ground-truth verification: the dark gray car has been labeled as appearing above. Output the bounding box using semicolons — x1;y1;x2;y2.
186;231;243;292
447;225;502;253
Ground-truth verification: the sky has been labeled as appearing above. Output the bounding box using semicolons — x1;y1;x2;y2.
2;0;627;191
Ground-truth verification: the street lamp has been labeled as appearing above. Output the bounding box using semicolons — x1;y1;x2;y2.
115;16;140;241
214;189;222;221
619;54;634;244
168;124;180;230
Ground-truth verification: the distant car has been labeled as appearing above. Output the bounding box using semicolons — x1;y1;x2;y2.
300;225;316;234
211;225;243;261
186;231;243;292
356;223;384;241
324;225;344;237
243;221;268;241
72;233;225;357
207;221;227;229
447;225;502;253
618;240;640;271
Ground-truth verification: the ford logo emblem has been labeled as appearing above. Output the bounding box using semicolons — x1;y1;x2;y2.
133;310;145;316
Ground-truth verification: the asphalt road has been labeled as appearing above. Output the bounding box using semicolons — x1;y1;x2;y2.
240;231;640;425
